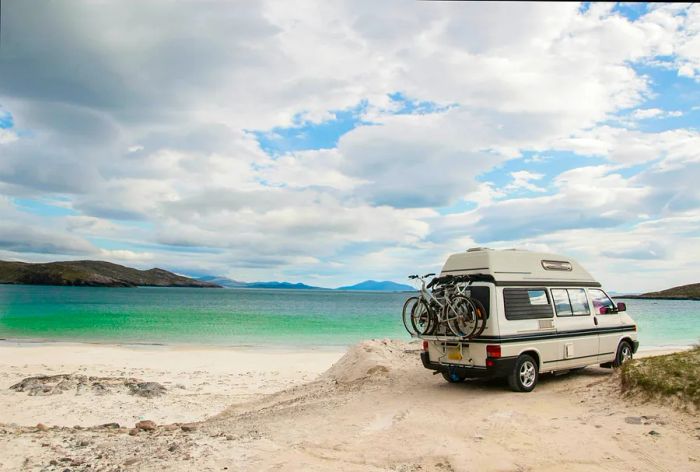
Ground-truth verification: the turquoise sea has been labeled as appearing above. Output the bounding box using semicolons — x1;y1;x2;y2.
0;285;698;349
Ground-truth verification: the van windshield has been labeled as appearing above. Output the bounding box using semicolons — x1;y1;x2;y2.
589;289;615;313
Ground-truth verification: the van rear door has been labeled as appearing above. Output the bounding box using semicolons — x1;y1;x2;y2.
550;288;598;368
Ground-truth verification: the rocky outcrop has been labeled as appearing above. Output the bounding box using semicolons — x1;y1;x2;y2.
0;260;221;288
10;374;167;398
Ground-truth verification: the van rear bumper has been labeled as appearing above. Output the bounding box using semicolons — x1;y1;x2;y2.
420;352;516;379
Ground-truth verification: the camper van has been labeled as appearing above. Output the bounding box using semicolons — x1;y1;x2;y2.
419;248;639;392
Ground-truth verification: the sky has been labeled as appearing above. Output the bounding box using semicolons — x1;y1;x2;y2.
0;1;699;292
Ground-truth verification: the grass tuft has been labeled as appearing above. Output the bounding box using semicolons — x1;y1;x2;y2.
620;346;700;409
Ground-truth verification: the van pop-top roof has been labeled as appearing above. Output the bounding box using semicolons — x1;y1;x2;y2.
440;248;600;287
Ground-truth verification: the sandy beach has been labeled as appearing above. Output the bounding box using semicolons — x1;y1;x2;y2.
0;341;698;471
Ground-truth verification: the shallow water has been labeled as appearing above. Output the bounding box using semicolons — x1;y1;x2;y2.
0;285;697;348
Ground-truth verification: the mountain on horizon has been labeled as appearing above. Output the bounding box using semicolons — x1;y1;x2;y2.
336;280;415;292
197;276;414;291
245;281;324;290
195;275;248;288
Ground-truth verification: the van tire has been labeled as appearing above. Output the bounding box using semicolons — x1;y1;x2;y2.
441;371;465;383
508;354;538;392
613;341;633;368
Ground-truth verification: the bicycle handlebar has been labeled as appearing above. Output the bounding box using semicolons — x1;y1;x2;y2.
408;273;436;281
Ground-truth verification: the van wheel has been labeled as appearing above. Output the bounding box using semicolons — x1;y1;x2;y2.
508;354;538;392
613;341;633;368
441;371;465;383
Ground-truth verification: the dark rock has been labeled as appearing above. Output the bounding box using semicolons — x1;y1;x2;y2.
36;423;48;432
180;423;197;432
135;420;156;431
128;382;166;398
168;443;179;452
648;430;661;436
128;429;138;436
99;422;120;429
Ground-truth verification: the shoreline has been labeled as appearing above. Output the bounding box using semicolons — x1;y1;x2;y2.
0;336;690;353
0;337;361;353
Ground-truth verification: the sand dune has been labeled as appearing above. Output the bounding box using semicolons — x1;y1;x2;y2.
0;340;698;471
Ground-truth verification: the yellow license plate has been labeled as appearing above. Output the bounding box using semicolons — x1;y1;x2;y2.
447;348;462;361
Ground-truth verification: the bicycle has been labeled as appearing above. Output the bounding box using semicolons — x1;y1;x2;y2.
401;273;434;335
402;273;487;338
408;274;477;337
447;275;488;338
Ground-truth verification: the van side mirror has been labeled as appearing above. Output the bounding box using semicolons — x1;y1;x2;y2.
617;302;626;312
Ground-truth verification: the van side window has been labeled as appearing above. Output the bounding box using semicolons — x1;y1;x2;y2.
503;288;553;320
551;289;572;316
568;288;590;315
552;288;591;317
589;289;615;314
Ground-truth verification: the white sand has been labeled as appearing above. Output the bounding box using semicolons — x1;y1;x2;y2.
0;341;344;427
0;340;698;471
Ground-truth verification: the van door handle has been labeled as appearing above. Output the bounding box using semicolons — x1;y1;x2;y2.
594;317;598;326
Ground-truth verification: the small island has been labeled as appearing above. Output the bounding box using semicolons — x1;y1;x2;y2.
618;282;700;301
0;260;221;288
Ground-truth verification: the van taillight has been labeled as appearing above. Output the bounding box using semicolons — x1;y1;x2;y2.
422;340;429;352
632;325;637;331
486;345;501;358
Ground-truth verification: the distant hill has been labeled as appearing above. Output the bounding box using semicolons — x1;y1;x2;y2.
197;275;414;291
336;280;415;292
0;260;221;288
195;275;248;288
637;283;700;300
244;281;324;290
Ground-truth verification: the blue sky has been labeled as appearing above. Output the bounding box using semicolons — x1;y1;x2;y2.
0;2;699;292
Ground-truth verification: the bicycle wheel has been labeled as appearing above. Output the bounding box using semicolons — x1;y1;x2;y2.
445;295;477;337
411;299;435;335
402;296;419;335
471;298;487;337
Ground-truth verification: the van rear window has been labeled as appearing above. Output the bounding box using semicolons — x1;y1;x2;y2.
463;286;490;319
503;288;553;320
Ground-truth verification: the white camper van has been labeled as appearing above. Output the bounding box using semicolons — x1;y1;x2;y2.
419;248;639;392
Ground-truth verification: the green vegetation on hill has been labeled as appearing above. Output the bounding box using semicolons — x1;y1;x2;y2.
641;283;700;300
0;260;220;288
620;347;700;409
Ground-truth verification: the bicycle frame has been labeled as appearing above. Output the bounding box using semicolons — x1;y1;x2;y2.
415;276;470;327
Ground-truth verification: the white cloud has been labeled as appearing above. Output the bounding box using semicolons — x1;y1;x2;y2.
0;2;699;288
505;171;546;193
0;129;18;144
